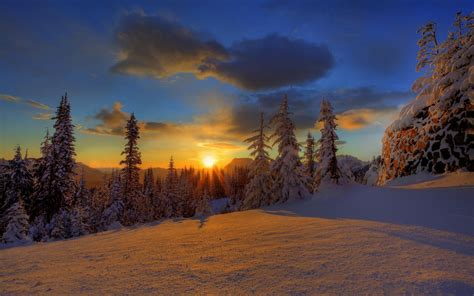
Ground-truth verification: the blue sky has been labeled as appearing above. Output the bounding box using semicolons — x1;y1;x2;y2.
0;0;471;167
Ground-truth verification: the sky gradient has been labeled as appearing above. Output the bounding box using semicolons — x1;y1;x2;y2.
0;0;471;168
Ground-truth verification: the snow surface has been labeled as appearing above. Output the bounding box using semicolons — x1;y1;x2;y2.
1;173;473;294
385;170;474;189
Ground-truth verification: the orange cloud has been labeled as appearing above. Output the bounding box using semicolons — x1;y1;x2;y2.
336;108;399;130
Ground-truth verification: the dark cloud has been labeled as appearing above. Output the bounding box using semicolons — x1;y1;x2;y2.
111;14;334;90
199;34;334;90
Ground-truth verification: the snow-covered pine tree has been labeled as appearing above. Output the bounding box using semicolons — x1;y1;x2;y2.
269;95;311;203
2;200;31;244
242;112;272;210
162;156;179;217
416;22;439;72
47;208;70;240
50;94;77;212
304;132;316;180
120;113;143;225
315;99;342;186
29;215;48;242
5;146;33;214
68;207;88;237
101;172;124;230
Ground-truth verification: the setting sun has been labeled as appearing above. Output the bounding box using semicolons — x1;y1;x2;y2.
202;155;217;168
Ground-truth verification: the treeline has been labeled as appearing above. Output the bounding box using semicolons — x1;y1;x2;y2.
0;90;342;244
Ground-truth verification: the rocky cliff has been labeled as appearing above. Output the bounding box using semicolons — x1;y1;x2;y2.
378;26;473;184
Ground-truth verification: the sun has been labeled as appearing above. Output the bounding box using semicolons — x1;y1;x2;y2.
202;155;216;168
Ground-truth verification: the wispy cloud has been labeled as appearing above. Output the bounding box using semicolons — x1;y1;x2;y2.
25;99;50;110
0;93;21;103
32;112;53;120
0;93;51;110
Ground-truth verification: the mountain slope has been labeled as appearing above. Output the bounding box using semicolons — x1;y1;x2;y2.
1;173;473;294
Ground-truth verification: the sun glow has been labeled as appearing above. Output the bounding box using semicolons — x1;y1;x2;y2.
202;155;217;168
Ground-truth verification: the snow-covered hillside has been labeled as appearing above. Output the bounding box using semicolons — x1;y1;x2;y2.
1;173;473;294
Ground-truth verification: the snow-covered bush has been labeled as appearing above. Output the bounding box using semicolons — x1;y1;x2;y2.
2;201;31;245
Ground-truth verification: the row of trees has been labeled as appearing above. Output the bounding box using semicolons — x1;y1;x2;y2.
0;92;343;244
241;95;342;209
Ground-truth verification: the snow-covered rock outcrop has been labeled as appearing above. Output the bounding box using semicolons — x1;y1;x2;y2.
378;22;473;184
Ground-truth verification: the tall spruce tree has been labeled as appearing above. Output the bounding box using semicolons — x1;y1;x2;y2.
269;95;311;202
51;94;77;209
242;113;272;209
315;99;342;185
120;113;142;225
37;94;77;222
